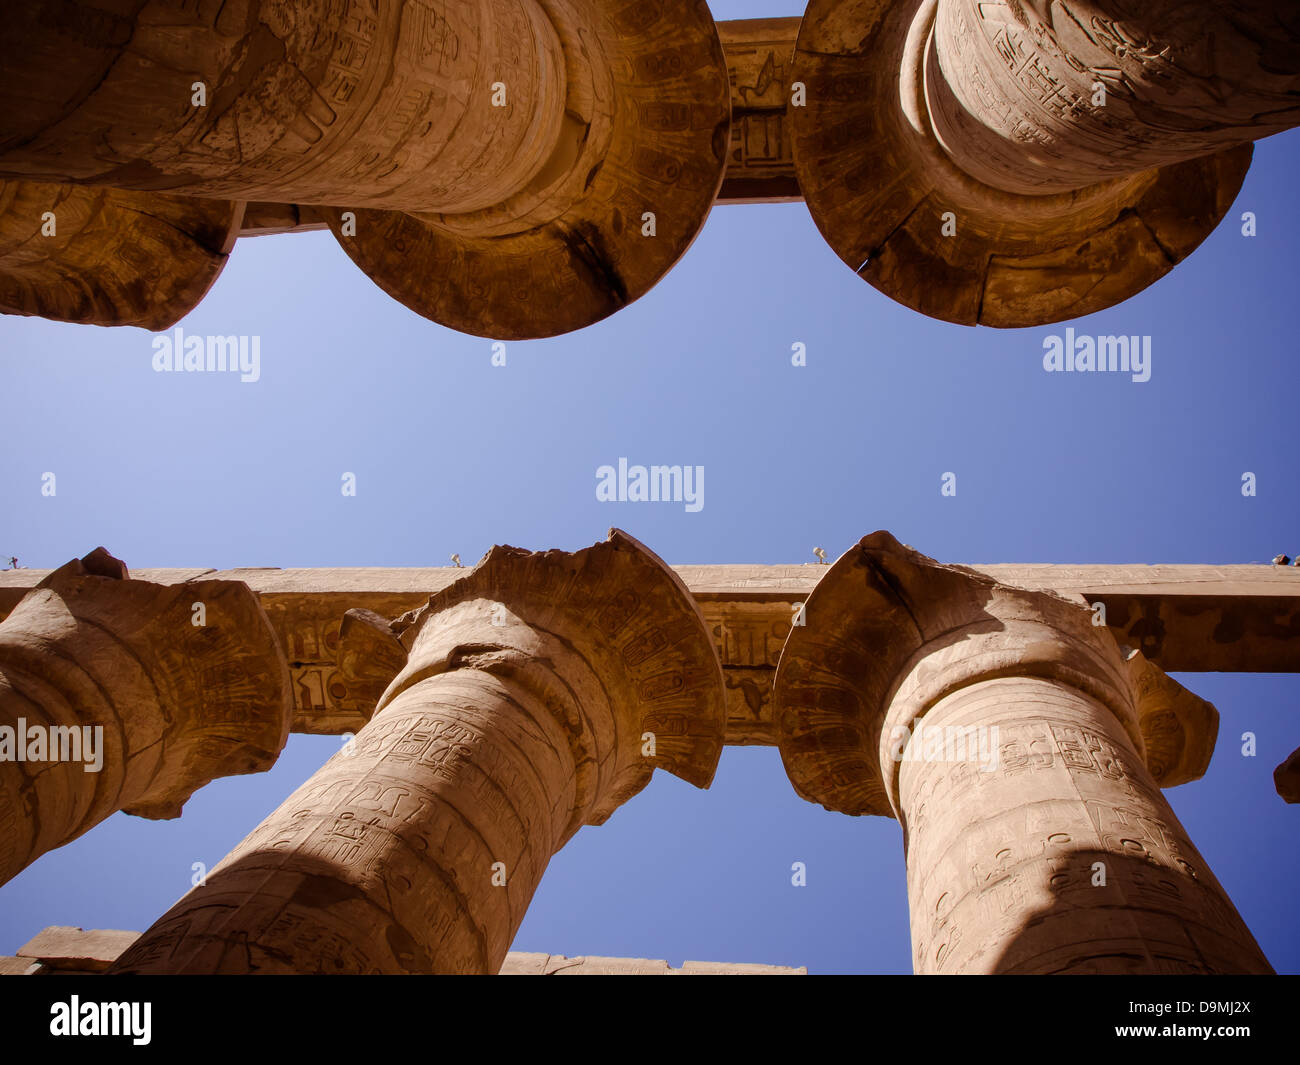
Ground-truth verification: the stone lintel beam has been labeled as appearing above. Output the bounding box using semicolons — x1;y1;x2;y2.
15;926;140;973
108;531;725;974
700;17;802;204
771;532;1272;974
2;560;1294;755
238;201;323;238
0;549;292;888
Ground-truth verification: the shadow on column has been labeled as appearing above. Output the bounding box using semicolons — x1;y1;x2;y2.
985;849;1274;975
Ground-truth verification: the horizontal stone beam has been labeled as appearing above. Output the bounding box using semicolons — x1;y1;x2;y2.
698;17;802;204
5;926;804;976
2;561;1296;748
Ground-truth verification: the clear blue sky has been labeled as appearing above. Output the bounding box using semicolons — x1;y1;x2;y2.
1;0;1296;973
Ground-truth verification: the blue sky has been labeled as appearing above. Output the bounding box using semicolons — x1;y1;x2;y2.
1;0;1297;973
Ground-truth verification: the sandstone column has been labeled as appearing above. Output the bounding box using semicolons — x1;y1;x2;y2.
0;180;242;328
773;532;1271;974
0;1;566;211
0;1;731;337
789;0;1300;326
926;0;1300;195
110;530;726;974
0;548;292;888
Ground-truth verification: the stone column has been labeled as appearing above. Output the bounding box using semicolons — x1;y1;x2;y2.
0;548;292;888
0;180;242;328
927;0;1300;195
0;1;731;337
110;531;726;974
773;532;1272;974
0;1;565;212
788;0;1299;326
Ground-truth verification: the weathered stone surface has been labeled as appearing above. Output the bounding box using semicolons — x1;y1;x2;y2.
1;5;1295;331
0;2;568;210
323;0;731;339
499;952;805;974
0;180;241;328
0;549;293;887
716;18;801;203
0;534;1286;975
677;959;806;975
0;1;730;339
772;532;1272;973
927;0;1300;195
5;560;1290;759
788;0;1290;326
108;531;726;974
1125;650;1218;789
4;929;803;975
15;926;139;972
1276;746;1300;804
234;17;807;219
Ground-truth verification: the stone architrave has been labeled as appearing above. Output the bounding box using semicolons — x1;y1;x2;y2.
0;548;292;888
773;532;1273;974
0;2;731;338
789;0;1300;325
109;530;726;974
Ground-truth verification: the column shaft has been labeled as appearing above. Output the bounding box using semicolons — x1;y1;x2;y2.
110;532;727;974
0;551;291;887
110;635;585;974
773;532;1273;976
928;0;1300;193
0;1;566;212
897;676;1270;973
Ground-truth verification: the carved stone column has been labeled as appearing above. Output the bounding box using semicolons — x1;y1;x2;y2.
0;180;243;328
773;532;1272;974
0;1;730;337
789;0;1300;325
0;548;292;888
926;0;1300;195
110;531;726;974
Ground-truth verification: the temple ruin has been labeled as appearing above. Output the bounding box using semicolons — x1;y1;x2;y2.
0;533;1294;973
1;1;1297;975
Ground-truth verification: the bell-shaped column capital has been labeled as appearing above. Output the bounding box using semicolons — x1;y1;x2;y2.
774;531;1216;818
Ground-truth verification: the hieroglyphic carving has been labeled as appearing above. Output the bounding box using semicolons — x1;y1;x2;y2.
110;531;727;975
903;681;1266;974
931;0;1300;194
5;558;1285;760
0;549;292;888
788;0;1282;327
773;533;1273;973
717;19;801;202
